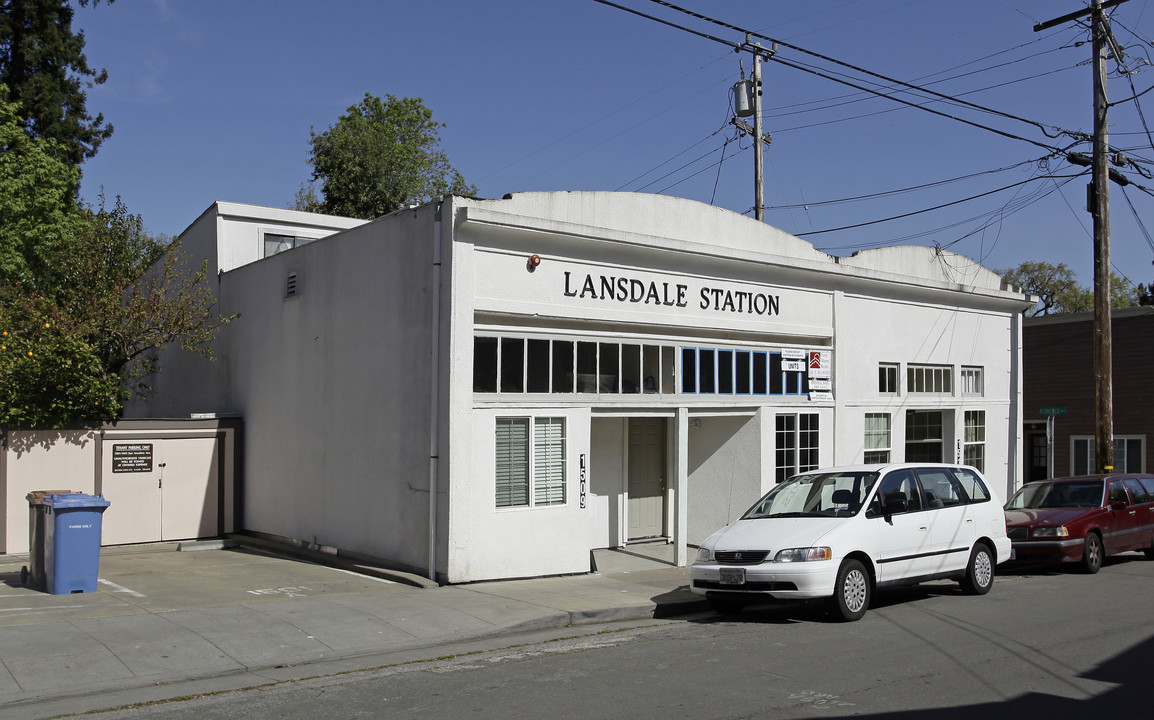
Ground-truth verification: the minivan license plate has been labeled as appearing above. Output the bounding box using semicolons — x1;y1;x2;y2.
719;568;745;585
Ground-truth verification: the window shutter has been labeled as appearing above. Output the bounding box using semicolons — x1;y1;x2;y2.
495;418;529;507
533;418;566;505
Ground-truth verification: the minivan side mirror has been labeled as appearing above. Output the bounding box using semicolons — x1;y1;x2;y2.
882;498;908;523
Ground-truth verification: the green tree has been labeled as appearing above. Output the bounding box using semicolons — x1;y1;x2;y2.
999;261;1138;315
296;93;476;219
0;196;233;427
0;83;83;285
999;261;1085;316
0;0;114;167
0;90;232;427
1137;282;1154;306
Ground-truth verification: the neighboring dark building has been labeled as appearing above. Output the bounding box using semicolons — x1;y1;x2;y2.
1023;306;1154;482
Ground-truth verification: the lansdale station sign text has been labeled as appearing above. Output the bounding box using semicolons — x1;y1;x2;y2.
563;271;781;317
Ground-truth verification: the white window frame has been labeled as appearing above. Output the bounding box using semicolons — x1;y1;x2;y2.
263;231;321;257
474;334;677;396
879;363;899;396
775;413;820;483
905;409;945;462
907;364;953;395
1071;435;1146;474
963;410;986;472
495;416;567;508
961;366;984;397
864;412;891;464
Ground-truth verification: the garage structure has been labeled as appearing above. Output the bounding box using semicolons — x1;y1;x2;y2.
125;191;1034;583
1;419;240;555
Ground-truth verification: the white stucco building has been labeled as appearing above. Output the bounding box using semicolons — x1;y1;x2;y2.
127;192;1033;583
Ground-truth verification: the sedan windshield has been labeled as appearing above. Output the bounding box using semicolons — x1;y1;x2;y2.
1006;480;1104;509
742;471;880;520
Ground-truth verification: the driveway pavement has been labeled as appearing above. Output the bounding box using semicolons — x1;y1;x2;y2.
0;538;705;719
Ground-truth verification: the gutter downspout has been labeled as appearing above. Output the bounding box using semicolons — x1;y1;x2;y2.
428;200;444;583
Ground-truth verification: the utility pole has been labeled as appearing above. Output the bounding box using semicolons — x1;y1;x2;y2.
753;44;765;221
731;35;775;221
1035;0;1128;473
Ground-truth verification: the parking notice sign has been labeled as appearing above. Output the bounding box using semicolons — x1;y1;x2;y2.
112;443;154;473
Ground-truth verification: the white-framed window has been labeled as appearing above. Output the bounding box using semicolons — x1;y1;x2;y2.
263;232;317;257
864;413;891;464
682;347;807;396
963;410;986;472
1072;436;1145;475
905;410;944;462
776;413;819;483
474;336;676;395
907;365;953;395
961;367;984;397
878;363;899;395
495;417;567;508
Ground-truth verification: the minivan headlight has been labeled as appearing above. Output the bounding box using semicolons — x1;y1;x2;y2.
774;547;832;563
696;546;713;562
1032;526;1069;538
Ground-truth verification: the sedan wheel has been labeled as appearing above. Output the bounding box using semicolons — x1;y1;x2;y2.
829;559;870;622
1080;532;1103;574
960;543;994;595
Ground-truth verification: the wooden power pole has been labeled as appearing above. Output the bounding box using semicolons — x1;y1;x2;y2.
1035;0;1129;473
731;35;775;221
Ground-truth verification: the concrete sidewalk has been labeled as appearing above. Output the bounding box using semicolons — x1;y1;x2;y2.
0;539;706;719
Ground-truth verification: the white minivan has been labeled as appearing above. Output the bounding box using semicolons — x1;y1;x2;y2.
689;463;1012;621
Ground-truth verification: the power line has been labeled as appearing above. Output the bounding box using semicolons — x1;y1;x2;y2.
765;156;1053;210
479;46;730;187
764;59;1081;125
812;173;1082;253
767;53;1068;153
645;0;1073;140
796;173;1082;237
762;64;1083;138
507;72;731;191
634;135;729;192
1119;185;1154;256
615;125;727;191
656;139;746;194
594;0;1071;154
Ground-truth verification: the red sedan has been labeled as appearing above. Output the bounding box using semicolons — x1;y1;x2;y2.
1004;474;1154;573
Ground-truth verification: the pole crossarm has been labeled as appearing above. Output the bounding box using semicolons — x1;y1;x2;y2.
1033;0;1129;32
730;117;771;146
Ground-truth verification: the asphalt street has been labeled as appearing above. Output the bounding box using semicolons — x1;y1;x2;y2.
65;551;1154;720
3;536;1154;719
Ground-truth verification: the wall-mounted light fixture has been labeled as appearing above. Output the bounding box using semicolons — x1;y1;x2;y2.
527;254;542;272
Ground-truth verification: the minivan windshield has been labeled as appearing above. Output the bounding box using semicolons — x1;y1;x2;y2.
1006;480;1104;509
741;471;880;520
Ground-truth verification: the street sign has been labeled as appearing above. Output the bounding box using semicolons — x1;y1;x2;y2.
1039;407;1067;416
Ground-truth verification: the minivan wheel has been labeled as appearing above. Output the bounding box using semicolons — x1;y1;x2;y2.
707;594;747;614
829;559;870;622
1080;532;1103;574
960;543;994;595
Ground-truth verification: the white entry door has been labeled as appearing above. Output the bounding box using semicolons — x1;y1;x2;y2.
100;438;221;545
627;418;666;540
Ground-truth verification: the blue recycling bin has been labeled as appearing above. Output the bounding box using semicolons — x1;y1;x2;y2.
24;492;110;594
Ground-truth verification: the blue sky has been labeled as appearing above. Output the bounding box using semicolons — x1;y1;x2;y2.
74;0;1154;286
